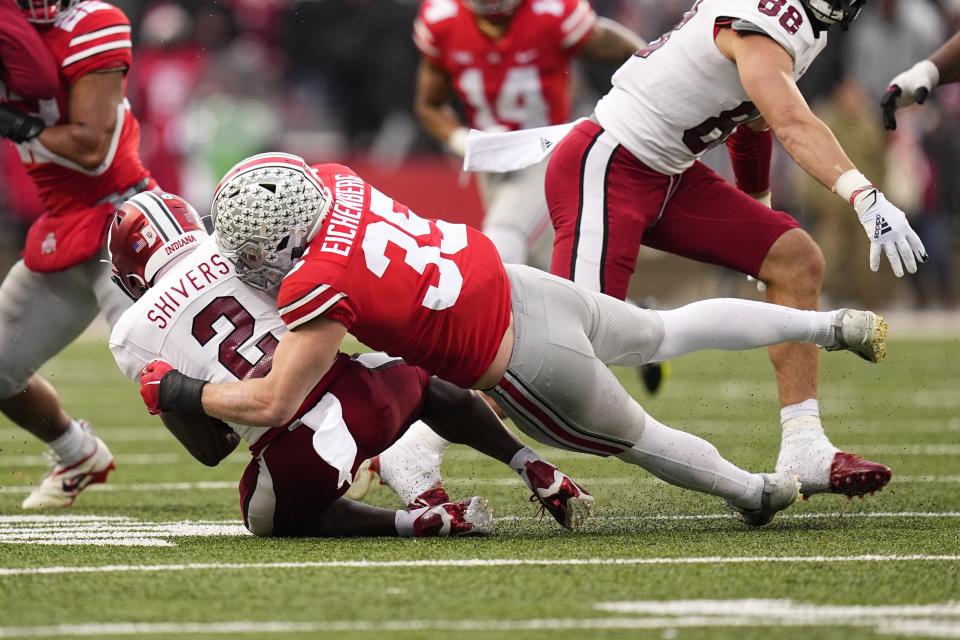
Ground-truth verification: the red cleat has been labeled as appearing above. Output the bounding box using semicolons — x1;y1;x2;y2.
828;452;892;497
408;486;452;510
521;460;594;531
412;497;493;537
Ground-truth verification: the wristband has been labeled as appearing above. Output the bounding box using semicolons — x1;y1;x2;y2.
446;127;468;157
833;169;873;204
158;370;208;414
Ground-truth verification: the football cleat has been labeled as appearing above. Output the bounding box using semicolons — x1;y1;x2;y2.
726;472;800;527
408;486;452;510
825;309;888;363
21;425;115;510
412;497;494;537
827;451;892;498
521;460;594;531
344;456;381;501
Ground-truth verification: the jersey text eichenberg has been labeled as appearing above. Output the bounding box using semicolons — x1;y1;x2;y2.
319;174;366;257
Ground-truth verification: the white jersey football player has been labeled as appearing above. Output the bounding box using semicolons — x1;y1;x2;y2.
108;191;595;536
467;0;917;500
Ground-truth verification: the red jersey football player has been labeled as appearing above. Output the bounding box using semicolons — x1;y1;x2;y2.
141;153;890;527
108;192;593;536
413;0;643;269
0;0;156;509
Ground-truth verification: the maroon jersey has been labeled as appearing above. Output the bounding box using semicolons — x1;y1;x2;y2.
3;1;153;272
277;163;512;389
413;0;597;131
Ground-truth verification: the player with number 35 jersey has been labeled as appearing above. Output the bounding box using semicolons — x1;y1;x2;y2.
413;0;643;269
542;0;910;500
140;152;896;527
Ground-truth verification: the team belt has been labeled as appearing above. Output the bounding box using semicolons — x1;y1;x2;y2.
95;178;153;210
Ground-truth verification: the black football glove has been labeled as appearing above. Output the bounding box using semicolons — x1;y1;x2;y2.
0;104;45;143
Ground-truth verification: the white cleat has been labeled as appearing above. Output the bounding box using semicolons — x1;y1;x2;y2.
726;473;801;527
344;456;380;501
21;428;115;510
825;309;888;363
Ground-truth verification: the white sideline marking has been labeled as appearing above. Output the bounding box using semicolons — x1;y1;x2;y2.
0;453;247;467
2;475;959;496
2;554;958;577
0;516;248;547
592;599;960;639
3;599;960;638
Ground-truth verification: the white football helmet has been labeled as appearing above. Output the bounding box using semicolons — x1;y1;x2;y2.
466;0;523;17
211;153;331;292
801;0;866;29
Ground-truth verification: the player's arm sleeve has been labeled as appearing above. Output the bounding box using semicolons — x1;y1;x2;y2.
160;412;240;467
726;124;773;195
278;279;357;331
0;1;59;99
413;0;454;65
559;0;599;53
60;7;133;83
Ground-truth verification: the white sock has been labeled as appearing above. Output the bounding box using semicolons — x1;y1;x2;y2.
394;507;428;537
378;421;450;504
651;299;837;362
508;446;540;476
775;400;838;492
48;420;95;466
484;226;528;265
617;414;764;509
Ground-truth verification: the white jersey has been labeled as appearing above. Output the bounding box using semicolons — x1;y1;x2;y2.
109;234;284;445
595;0;827;175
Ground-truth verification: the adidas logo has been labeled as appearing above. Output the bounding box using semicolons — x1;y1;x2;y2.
540;137;553;153
874;214;892;238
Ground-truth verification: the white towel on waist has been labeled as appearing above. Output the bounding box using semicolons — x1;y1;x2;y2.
463;118;586;173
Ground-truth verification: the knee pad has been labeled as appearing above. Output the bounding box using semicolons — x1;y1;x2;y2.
0;372;31;401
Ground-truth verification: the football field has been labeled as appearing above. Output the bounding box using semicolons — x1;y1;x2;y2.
1;335;958;639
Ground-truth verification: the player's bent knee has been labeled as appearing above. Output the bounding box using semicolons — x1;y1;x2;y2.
0;373;32;402
243;513;276;537
762;229;825;289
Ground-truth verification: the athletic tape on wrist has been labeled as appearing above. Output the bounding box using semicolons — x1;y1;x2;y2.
158;371;208;414
833;169;873;204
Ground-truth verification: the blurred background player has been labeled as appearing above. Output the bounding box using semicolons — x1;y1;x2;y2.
110;190;593;533
882;29;960;130
413;0;644;270
0;0;156;508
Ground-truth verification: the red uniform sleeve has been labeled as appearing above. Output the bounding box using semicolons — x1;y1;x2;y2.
278;276;356;331
0;1;58;99
726;125;773;195
557;0;598;53
59;5;133;83
413;0;455;64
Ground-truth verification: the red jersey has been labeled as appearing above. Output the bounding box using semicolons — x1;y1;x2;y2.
413;0;597;131
277;164;512;389
3;1;152;272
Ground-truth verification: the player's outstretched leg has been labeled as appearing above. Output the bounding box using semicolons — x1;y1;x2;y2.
371;420;453;508
759;229;891;499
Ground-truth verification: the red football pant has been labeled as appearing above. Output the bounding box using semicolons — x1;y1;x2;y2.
546;120;800;300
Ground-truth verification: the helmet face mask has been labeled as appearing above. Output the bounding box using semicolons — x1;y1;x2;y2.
17;0;74;24
212;153;331;293
108;191;207;301
802;0;866;29
465;0;522;18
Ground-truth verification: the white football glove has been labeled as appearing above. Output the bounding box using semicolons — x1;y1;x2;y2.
882;60;939;130
853;189;927;277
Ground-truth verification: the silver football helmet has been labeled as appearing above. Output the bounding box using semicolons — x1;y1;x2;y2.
17;0;77;23
801;0;866;29
211;153;331;292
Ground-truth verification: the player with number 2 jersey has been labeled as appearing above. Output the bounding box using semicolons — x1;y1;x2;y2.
141;152;896;527
413;0;643;268
545;0;909;499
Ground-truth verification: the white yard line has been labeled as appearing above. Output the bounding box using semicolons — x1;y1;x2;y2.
2;554;958;577
3;475;959;495
0;454;248;467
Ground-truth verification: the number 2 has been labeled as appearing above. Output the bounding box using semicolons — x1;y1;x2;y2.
362;189;467;311
192;296;279;380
